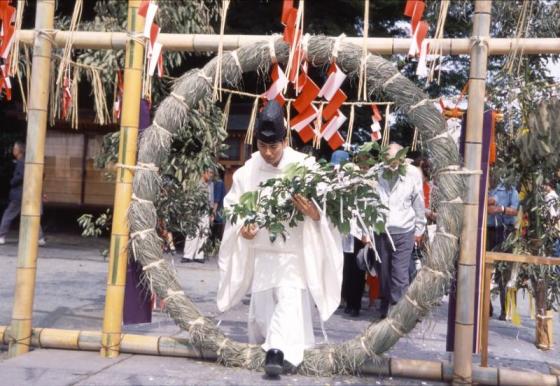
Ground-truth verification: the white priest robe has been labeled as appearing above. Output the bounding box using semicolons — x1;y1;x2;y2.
217;147;343;366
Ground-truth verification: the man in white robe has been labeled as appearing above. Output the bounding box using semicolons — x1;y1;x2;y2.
217;101;343;376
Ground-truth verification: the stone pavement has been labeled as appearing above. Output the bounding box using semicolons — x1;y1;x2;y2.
0;232;559;385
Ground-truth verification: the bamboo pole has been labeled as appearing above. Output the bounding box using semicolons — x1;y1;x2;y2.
14;31;560;55
480;261;493;367
7;0;56;358
1;326;559;385
453;1;492;384
99;0;145;358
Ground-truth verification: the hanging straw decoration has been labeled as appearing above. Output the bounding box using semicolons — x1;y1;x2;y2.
244;96;260;145
90;66;111;126
357;0;369;101
221;93;232;130
411;127;419;151
55;0;82;88
70;66;79;129
344;104;355;150
212;0;231;102
381;104;391;146
286;99;292;146
8;0;25;78
428;0;450;84
504;0;533;76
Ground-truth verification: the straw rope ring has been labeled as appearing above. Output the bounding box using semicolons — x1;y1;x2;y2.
129;35;465;376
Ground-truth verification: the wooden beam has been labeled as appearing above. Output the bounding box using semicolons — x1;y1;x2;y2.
15;31;560;55
486;252;560;265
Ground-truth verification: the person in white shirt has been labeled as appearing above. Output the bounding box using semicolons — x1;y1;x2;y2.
373;143;426;318
543;179;560;258
217;101;343;376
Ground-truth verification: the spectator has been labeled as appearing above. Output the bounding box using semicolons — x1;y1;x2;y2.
0;141;45;246
331;150;365;317
212;169;227;241
487;176;519;320
182;168;214;263
371;143;426;319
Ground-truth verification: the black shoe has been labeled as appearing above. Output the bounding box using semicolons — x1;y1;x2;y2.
498;313;506;321
264;349;284;377
181;257;193;263
350;309;360;317
344;306;351;314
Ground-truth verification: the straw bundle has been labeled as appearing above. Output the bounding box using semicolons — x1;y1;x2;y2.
128;35;465;376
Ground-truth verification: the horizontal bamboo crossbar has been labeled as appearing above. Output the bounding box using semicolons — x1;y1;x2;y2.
1;326;558;385
15;31;560;55
486;252;560;265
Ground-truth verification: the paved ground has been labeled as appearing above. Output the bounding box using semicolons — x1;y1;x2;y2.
0;231;559;385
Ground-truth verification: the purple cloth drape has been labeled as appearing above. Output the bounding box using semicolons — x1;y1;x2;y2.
123;98;153;325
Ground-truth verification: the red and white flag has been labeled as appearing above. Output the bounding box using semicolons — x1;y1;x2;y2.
263;64;288;101
321;111;346;150
318;63;346;101
138;0;158;39
408;20;429;57
371;104;382;141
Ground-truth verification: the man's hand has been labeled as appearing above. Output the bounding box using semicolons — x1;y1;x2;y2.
488;196;496;205
487;205;503;215
240;224;258;240
361;235;373;248
292;194;320;221
415;234;424;248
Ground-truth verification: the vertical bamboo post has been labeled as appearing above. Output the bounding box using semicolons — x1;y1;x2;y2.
8;0;56;358
100;0;145;358
453;1;492;384
480;261;493;367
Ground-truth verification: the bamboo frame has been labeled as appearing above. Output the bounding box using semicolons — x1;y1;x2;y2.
453;1;492;384
7;0;56;358
480;252;560;366
1;326;559;386
13;31;560;55
99;0;145;358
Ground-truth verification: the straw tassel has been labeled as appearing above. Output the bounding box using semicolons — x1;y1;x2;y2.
244;96;259;145
344;104;355;150
357;0;369;101
221;94;232;130
286;99;292;146
411;127;419;151
212;0;231;102
382;104;391;146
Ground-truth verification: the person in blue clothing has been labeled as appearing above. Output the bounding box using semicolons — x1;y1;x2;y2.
0;141;45;246
212;169;227;240
486;176;519;320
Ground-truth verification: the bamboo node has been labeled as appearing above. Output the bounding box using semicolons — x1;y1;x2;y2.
34;28;58;46
470;35;490;49
126;31;147;47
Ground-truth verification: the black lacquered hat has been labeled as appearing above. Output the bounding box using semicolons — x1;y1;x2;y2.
255;100;286;144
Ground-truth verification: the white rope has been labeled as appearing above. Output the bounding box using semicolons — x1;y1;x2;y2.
216;338;229;356
331;33;346;59
152;120;173;136
423;265;448;278
382;72;401;90
268;38;277;64
410;98;432;110
230;50;243;72
130;228;155;240
404;294;425;312
170;92;190;109
441;197;464;204
436;231;459;240
360;337;374;357
198;70;212;84
164;289;185;302
386;318;405;337
188;316;206;326
425;130;453;143
114;163;158;172
132;193;153;204
142;259;165;271
301;33;311;61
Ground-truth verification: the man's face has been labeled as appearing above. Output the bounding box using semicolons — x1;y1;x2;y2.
202;170;214;183
12;144;22;159
257;139;286;167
